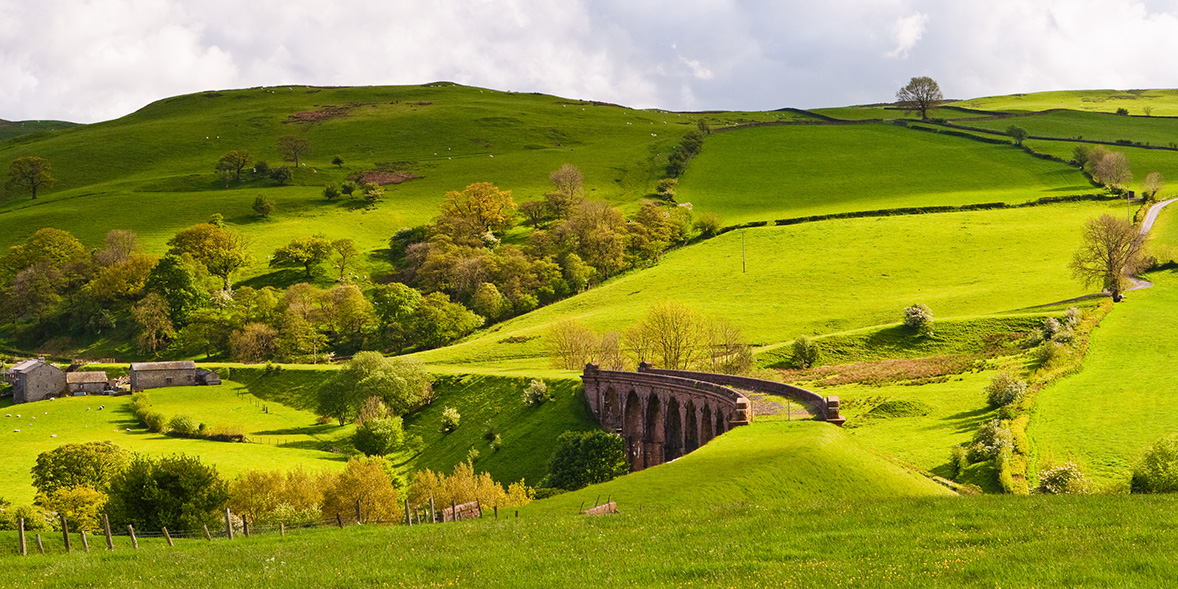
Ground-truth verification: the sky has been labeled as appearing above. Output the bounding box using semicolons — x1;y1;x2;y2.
5;0;1178;123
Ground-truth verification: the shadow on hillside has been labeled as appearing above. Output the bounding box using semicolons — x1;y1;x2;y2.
237;269;333;290
943;406;994;434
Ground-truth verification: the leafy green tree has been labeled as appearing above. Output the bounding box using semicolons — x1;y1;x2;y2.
31;441;129;496
544;430;628;491
323;183;341;200
252;194;275;218
276;135;312;169
7;156;56;199
107;453;230;532
144;254;206;325
792;335;821;369
332;155;344;168
1006;125;1029;146
439;182;517;233
1;227;87;281
331;238;358;282
362;182;384;205
216;150;253;182
411;292;484;348
270;235;333;278
270;165;293;186
371;282;423;350
166;223;251;291
353;416;405;456
317;351;434;425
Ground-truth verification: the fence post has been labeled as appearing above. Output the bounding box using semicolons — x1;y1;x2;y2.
356;499;363;524
429;498;435;523
224;508;234;540
280;523;285;537
203;524;212;541
451;500;456;522
404;499;412;526
336;513;344;529
494;506;498;520
243;516;250;538
81;530;90;553
18;518;26;556
35;534;44;555
60;514;71;552
103;514;114;550
127;525;138;550
163;527;174;547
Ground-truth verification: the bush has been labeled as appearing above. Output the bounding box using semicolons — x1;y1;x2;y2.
1035;341;1069;369
967;419;1011;462
0;504;55;531
320;456;400;524
949;445;970;479
1131;435;1178;493
1038;462;1089;494
903;304;934;337
252;194;275;218
167;414;199;437
693;212;722;237
143;411;168;433
31;441;128;495
791;335;821;368
985;373;1028;408
441;407;461;433
353;416;404;456
107;453;230;532
522;379;550;405
1040;317;1060;342
543;430;629;491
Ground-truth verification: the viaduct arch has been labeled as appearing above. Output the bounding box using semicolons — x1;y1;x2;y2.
582;362;844;471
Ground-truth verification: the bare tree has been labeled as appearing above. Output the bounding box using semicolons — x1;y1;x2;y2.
546;318;600;370
1087;147;1132;190
1143;172;1165;200
1070;214;1147;302
276;135;312;170
639;300;706;370
895;77;943;120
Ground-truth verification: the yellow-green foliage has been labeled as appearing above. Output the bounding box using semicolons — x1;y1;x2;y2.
407;460;532;510
320;456;400;524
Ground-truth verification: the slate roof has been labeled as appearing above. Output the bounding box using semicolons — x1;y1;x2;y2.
129;361;197;371
11;359;46;373
67;371;108;384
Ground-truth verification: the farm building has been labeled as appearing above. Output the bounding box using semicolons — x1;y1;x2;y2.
129;361;197;390
66;371;109;395
8;359;67;403
196;369;221;385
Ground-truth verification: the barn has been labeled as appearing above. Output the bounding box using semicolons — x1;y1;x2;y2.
67;371;110;395
8;359;67;403
129;361;197;390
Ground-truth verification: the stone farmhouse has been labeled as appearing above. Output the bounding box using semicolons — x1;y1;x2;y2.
129;361;197;390
7;359;67;403
66;371;110;395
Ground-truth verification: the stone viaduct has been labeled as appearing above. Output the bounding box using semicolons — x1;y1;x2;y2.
582;362;844;471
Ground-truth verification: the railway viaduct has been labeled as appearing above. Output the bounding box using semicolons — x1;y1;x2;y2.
582;362;844;471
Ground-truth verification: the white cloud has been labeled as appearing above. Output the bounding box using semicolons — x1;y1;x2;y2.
886;12;928;59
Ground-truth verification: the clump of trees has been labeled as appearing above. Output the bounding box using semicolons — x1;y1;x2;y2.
407;460;532;512
316;351;433;426
542;430;628;491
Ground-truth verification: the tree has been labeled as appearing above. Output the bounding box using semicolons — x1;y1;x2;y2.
519;200;548;228
543;430;628;491
229;322;278;363
1070;214;1147;302
166;223;251;291
323;183;341;200
635;300;706;369
1;227;87;281
1006;125;1029;146
276;135;312;170
252;194;275;218
332;155;344;168
439;182;517;233
132;292;176;353
895;76;943;120
331;238;358;282
1090;149;1132;190
144;254;206;325
320;456;400;523
656;178;678;201
271;235;333;278
904;303;934;337
317;351;434;425
216;150;253;182
7;156;56;199
31;441;129;496
792;335;821;369
1072;145;1091;168
270;165;293;186
410;292;484;348
548;164;584;203
1143;172;1165;200
353;416;404;456
362;182;384;205
107;453;230;532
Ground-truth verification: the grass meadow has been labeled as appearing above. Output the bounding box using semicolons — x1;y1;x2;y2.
952;88;1178;116
675;122;1093;225
415;200;1117;373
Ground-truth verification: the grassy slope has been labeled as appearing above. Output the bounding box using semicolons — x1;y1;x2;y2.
952;88;1178;115
1029;205;1178;489
0;120;78;142
415;201;1116;373
675;123;1093;225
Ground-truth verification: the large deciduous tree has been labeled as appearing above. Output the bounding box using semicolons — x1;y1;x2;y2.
543;430;628;491
439;182;517;234
106;453;229;532
276;135;312;170
1088;147;1132;190
7;156;56;199
1070;214;1147;302
316;351;434;425
215;150;253;183
166;223;251;292
896;76;943;120
270;235;333;278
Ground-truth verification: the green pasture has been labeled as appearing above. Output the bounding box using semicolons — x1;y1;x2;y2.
810;105;995;121
677;123;1093;225
0;119;77;142
957;108;1178;146
0;383;351;505
415;201;1116;373
1021;139;1178;201
953;88;1178;116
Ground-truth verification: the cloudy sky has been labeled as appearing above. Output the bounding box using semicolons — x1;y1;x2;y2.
4;0;1178;123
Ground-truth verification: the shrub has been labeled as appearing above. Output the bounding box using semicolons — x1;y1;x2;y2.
107;453;230;532
353;416;404;456
167;414;199;437
441;407;461;433
143;411;168;433
1035;341;1069;369
949;445;970;479
1064;306;1082;329
791;335;821;369
406;460;532;511
31;441;128;495
1131;435;1178;493
1116;107;1130;116
903;304;934;336
35;485;106;532
254;160;270;176
968;419;1011;462
543;430;629;491
693;212;722;237
0;504;54;531
985;373;1028;408
252;194;275;218
490;434;503;452
320;456;400;524
229;468;323;525
522;379;550;405
865;399;932;418
1038;462;1089;494
1040;317;1060;342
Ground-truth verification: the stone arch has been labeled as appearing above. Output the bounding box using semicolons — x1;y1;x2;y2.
701;404;714;444
644;394;664;468
715;411;726;436
664;397;683;461
623;390;643;471
684;400;699;453
601;387;620;432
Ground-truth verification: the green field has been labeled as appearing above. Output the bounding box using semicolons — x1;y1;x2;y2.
415;200;1116;373
953;88;1178;116
676;123;1093;225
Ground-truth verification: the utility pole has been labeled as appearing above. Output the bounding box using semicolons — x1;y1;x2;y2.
742;231;746;273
